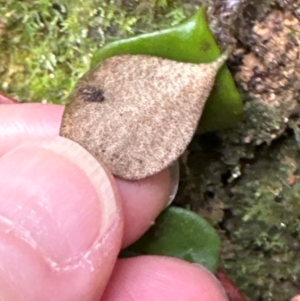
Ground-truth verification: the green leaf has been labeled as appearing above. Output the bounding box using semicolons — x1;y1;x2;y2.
91;8;243;132
122;207;221;273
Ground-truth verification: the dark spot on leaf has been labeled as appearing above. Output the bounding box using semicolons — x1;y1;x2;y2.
80;85;105;102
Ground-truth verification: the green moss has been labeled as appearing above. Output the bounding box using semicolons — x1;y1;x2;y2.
175;95;300;300
217;114;300;297
0;0;191;103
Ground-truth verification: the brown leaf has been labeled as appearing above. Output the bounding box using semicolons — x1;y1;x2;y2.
61;52;229;180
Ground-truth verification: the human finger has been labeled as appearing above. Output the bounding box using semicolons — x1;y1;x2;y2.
101;256;229;301
0;92;16;104
0;103;64;156
116;161;178;248
0;103;174;247
0;137;123;300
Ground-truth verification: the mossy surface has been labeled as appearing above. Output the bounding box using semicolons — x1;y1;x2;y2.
1;1;300;301
0;0;191;103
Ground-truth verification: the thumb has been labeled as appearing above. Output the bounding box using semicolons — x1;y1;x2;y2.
0;136;123;301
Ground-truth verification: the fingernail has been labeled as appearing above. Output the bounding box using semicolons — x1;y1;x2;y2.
0;136;120;266
36;136;120;241
167;160;180;206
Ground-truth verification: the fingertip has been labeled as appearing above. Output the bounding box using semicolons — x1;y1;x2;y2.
101;256;229;301
116;168;172;248
0;92;17;104
0;136;123;300
0;103;64;156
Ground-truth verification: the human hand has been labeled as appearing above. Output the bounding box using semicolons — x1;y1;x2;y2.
0;98;228;300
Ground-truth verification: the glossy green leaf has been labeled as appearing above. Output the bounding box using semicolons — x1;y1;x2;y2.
121;207;221;273
91;8;243;132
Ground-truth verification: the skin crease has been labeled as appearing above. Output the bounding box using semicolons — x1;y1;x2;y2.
0;100;228;301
